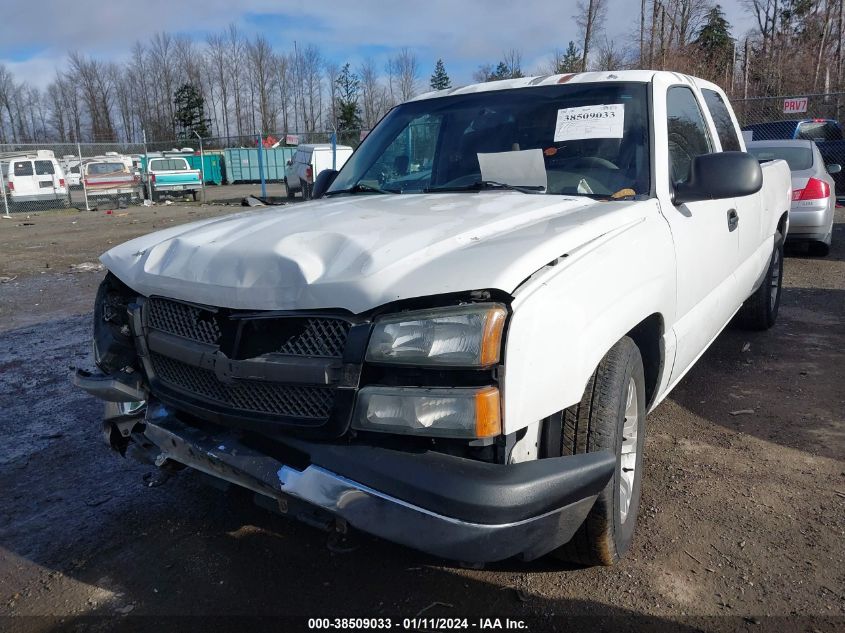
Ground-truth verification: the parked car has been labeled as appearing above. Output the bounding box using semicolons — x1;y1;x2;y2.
74;71;791;566
747;139;838;255
284;143;353;199
82;159;141;205
1;151;69;209
142;156;202;202
743;118;845;199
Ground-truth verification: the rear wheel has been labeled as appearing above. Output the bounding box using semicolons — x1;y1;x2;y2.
737;231;784;330
285;178;295;199
552;336;646;566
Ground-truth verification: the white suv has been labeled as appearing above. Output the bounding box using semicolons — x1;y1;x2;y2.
284;144;353;200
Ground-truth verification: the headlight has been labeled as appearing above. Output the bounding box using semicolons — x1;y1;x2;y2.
353;386;501;438
365;303;506;367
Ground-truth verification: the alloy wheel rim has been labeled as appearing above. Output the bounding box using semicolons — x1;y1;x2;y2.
620;377;639;524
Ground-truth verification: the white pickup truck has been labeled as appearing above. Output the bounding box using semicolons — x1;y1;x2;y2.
74;71;791;566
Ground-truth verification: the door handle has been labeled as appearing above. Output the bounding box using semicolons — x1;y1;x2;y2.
727;209;739;232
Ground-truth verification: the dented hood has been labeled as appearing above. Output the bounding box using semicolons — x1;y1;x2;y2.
102;193;647;313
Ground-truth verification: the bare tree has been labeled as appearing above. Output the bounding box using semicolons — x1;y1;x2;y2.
387;48;419;102
205;33;230;141
593;37;628;71
247;34;278;134
359;58;391;129
575;0;607;71
68;52;116;141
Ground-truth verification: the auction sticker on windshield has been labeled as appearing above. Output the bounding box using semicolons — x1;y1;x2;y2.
554;104;625;141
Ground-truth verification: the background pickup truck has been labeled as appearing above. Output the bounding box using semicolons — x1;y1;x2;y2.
83;159;141;204
74;70;791;567
143;156;202;202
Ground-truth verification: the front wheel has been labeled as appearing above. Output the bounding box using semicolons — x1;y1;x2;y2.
737;231;784;330
552;336;646;566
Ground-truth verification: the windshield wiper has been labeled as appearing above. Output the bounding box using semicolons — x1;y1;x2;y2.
325;183;398;196
424;180;545;194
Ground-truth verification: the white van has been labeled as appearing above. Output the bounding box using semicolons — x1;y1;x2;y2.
284;144;353;199
1;151;70;209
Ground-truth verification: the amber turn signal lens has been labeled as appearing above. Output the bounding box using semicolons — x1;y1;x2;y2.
474;386;502;438
479;307;507;366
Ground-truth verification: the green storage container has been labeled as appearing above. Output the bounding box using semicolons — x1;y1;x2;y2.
185;154;223;186
224;147;296;184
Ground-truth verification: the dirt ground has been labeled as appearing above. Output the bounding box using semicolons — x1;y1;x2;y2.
0;201;843;632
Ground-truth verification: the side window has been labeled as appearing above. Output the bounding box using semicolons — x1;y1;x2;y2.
35;160;55;175
702;89;741;151
14;161;33;176
666;86;713;184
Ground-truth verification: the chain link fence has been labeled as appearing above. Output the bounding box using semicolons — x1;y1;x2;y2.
0;130;369;215
733;93;845;199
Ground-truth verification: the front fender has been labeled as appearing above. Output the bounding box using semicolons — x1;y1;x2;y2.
502;202;676;433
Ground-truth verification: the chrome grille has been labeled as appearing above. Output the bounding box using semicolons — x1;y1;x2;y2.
278;318;350;357
147;297;220;345
150;353;335;419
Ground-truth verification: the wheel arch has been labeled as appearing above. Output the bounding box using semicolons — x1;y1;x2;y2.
624;312;665;410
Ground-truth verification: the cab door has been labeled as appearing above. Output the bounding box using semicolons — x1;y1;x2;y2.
700;86;766;299
654;79;740;385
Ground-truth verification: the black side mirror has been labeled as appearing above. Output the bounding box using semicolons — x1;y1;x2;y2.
673;151;763;205
312;169;339;199
827;163;842;175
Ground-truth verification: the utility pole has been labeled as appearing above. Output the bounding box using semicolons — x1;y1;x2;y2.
193;131;206;203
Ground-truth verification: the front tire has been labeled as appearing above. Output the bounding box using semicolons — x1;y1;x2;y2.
737;231;784;330
552;336;646;566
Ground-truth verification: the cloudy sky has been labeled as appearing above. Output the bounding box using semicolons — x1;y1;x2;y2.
0;0;756;88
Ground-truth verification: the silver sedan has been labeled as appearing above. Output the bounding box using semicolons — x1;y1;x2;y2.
747;139;840;256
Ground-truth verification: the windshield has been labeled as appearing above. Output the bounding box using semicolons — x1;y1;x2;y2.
329;82;650;198
748;146;813;171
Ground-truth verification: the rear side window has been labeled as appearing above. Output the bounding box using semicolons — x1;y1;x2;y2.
666;86;713;184
14;161;33;176
797;121;843;141
702;89;741;151
35;160;55;175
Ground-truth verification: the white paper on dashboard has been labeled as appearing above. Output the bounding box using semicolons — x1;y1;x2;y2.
554;104;625;142
742;130;754;143
477;149;548;189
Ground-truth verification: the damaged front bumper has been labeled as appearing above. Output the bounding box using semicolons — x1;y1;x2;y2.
116;401;614;563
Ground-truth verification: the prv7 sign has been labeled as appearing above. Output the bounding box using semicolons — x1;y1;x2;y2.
783;97;808;114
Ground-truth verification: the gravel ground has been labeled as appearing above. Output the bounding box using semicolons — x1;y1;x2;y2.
0;203;843;632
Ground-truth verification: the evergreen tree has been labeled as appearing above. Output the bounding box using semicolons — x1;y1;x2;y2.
173;83;211;140
429;58;451;90
556;41;582;73
694;5;734;70
490;58;524;80
335;63;362;131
